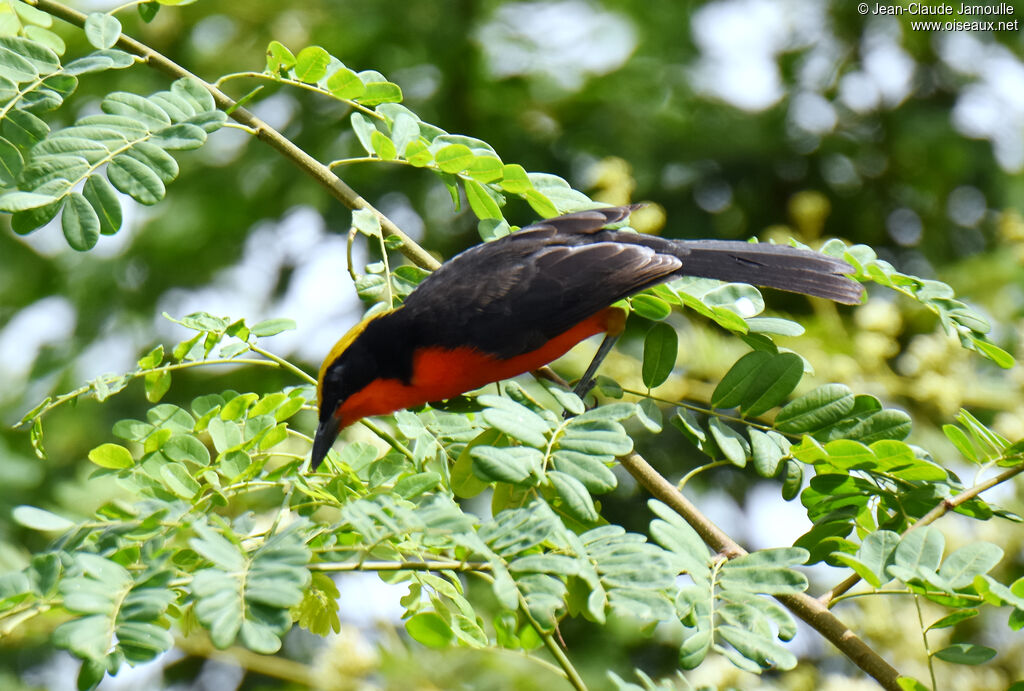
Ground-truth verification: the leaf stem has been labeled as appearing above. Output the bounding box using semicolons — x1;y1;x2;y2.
108;0;147;16
915;595;939;691
359;418;415;461
221;122;259;135
19;357;281;428
677;460;730;491
213;71;381;119
247;343;317;386
329;156;387;168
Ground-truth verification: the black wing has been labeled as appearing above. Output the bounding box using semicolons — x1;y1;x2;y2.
398;207;679;358
395;205;861;358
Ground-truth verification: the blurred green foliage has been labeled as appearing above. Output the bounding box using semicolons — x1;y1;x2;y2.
2;0;1024;689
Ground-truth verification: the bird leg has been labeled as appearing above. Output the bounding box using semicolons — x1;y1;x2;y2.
572;333;620;401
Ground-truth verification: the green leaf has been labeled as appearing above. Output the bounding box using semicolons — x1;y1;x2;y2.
717;624;797;670
890;527;944;582
62;192;100;251
11;200;60;235
938;543;1002;588
942;424;978;464
719;548;809;595
524;189;559;218
464;178;503;220
435;143;474;174
740;352;803;417
84;13;121;50
745;317;805;336
151;122;207;150
326;65;365;99
499;163;532;193
0;135;24;184
560;419;633;456
295;572;341;636
370;129;397;160
712;351;772;409
294;45;330;82
108;154;165;205
927;609;978;631
160;462;200;498
471;445;542;485
357;80;402;106
102;92;171;129
750;430;784;477
3;108;49;147
452;428;498;498
265;40;296;73
635;397;663;433
709;417;748;467
574;403;636;423
138;2;160;23
404;138;433;167
12;505;74;531
144;369;170;402
82;174;122;235
350;112;375;155
649;500;711;580
405;612;454;649
630;294;672;321
126;141;178;183
0;190;57;212
164;434;210;466
479;394;550;448
467;155;503;182
351;207;381;237
856;530;900;586
0;44;38;82
551;450;616;493
775;384;855;434
642;322;677;389
831;553;883;588
88;442;134;469
393;471;440;498
548;470;598;523
846;409;912;443
972;337;1014;368
251;318;296;337
933;643;996;665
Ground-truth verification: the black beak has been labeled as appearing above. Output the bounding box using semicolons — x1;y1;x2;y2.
310;416;340;471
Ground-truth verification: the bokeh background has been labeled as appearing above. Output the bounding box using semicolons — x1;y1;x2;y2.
2;0;1023;688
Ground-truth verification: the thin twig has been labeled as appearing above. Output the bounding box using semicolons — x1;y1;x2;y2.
248;343;317;386
518;595;589;691
819;459;1024;607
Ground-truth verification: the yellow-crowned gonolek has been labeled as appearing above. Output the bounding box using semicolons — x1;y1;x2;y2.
312;205;862;468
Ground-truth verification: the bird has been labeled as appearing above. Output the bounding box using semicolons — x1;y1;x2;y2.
311;204;862;469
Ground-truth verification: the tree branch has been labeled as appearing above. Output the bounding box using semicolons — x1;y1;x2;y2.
818;459;1024;607
28;0;440;272
618;451;903;691
174;634;317;686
